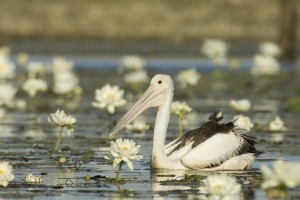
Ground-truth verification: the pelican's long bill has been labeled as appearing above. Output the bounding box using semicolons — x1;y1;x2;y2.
109;84;164;138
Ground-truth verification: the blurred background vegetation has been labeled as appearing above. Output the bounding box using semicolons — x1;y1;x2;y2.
0;0;299;60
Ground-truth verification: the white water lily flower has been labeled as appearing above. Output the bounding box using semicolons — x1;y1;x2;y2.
26;61;46;78
0;161;14;187
171;101;193;115
104;138;143;171
176;68;201;88
250;54;280;76
229;99;251;112
0;53;16;79
52;57;74;74
23;78;48;97
53;71;79;95
268;116;287;132
17;52;29;66
204;173;241;200
259;42;281;57
260;160;300;189
25;173;44;184
48;109;77;135
120;55;146;71
91;84;127;114
14;99;27;110
124;70;149;84
0;83;18;108
126;119;150;132
233;114;254;130
201;39;229;66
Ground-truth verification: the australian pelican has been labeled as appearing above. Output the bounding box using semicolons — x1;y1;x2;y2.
109;74;262;170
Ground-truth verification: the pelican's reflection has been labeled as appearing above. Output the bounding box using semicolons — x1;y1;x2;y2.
151;169;256;200
151;169;212;200
48;168;75;186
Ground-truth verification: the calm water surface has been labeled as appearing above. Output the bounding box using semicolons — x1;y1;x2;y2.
1;57;300;199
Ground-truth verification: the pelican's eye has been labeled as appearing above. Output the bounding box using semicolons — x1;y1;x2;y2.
158;80;162;84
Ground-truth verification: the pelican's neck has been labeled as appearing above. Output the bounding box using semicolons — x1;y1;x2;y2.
151;89;176;168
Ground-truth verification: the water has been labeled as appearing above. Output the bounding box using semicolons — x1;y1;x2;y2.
1;60;300;199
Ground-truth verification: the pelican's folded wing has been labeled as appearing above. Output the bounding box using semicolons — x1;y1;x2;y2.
166;121;260;169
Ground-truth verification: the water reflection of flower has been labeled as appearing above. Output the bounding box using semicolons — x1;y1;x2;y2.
0;161;14;187
92;84;127;114
204;173;241;200
267;116;287;132
175;68;201;89
233;114;254;130
229;99;251;112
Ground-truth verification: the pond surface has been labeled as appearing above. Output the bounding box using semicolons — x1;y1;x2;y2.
1;62;300;200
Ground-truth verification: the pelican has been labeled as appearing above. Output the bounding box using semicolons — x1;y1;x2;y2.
109;74;263;170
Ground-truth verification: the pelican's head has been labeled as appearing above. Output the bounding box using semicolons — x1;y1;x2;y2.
109;74;173;138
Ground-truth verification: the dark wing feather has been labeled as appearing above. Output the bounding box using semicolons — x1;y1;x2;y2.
167;121;234;156
167;120;263;159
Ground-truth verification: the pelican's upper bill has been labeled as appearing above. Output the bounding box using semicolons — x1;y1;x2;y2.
109;74;173;138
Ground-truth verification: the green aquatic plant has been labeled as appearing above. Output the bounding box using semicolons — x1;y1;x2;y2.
286;97;300;112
